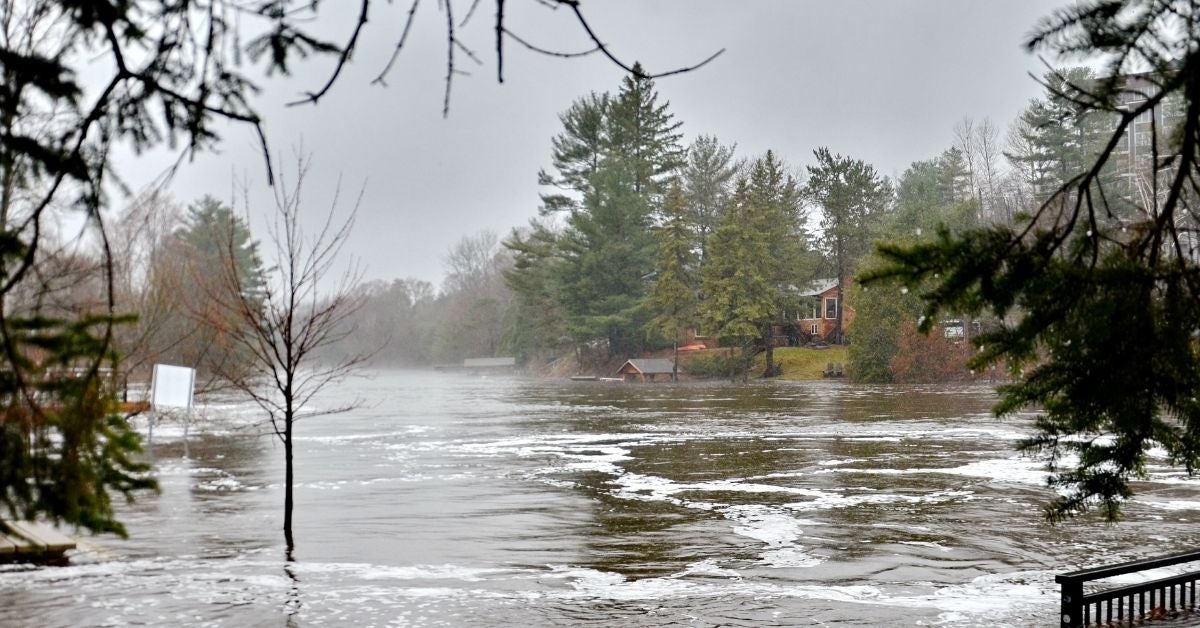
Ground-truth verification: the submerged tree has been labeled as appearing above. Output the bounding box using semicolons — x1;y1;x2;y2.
0;0;716;533
867;0;1200;522
217;156;365;551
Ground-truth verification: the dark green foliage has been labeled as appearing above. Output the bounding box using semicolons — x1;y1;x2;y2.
680;351;738;379
511;67;685;360
702;178;776;349
538;93;610;215
648;183;698;341
700;151;808;378
503;221;571;359
557;157;657;356
606;63;686;196
846;279;920;383
0;312;155;537
177;197;267;302
682;135;739;267
805;148;892;343
866;1;1200;522
848;154;980;383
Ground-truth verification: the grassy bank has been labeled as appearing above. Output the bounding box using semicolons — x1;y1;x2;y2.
678;346;849;381
759;346;849;381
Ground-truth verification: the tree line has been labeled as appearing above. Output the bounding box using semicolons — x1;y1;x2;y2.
1;0;1190;532
345;61;1119;383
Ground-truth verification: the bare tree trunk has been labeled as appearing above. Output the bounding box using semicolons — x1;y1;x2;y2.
762;323;775;377
672;339;678;382
216;153;366;556
835;238;846;345
284;411;295;550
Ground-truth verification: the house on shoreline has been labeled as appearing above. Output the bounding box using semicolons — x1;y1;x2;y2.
679;278;856;349
794;278;855;344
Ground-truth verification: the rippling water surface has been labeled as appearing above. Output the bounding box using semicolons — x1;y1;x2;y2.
3;370;1200;627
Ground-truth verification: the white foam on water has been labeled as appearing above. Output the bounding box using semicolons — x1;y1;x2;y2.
676;558;740;579
822;457;1050;486
611;472;828;501
295;426;434;444
725;505;822;567
784;489;974;512
545;561;1050;621
899;541;953;552
1144;499;1200;511
194;476;246;492
294;561;520;582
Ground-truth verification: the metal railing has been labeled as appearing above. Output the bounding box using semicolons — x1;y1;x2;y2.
1058;549;1200;627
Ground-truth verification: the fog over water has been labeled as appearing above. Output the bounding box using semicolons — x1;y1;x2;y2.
2;371;1199;626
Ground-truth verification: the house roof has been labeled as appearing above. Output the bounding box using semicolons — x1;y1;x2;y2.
618;358;676;375
793;278;838;297
463;357;516;368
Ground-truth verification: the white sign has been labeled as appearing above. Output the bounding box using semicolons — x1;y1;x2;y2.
150;364;196;410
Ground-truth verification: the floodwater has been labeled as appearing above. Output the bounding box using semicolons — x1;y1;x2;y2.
2;370;1200;627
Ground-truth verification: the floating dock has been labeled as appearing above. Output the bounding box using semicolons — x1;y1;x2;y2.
0;520;76;564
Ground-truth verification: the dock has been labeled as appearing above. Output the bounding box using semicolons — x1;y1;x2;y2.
0;520;76;564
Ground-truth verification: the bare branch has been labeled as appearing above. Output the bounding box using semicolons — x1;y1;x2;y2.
289;0;371;107
373;0;422;86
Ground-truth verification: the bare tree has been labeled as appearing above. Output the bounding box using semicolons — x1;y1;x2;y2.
218;154;366;552
953;117;979;207
973;117;1006;222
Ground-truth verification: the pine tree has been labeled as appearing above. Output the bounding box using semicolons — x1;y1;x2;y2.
805;148;892;344
502;221;570;359
746;151;808;374
556;156;657;358
701;178;775;382
681;135;739;267
178;196;268;301
537;92;610;215
648;182;698;344
518;68;687;362
868;0;1200;521
606;63;686;197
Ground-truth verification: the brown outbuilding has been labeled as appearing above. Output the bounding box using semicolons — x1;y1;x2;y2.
616;358;678;382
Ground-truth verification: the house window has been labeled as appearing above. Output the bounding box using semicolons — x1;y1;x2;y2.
693;326;706;339
810;323;818;335
824;297;837;319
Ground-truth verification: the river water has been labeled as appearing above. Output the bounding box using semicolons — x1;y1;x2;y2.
2;370;1200;627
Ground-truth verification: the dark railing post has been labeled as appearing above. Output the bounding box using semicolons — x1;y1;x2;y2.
1059;574;1084;628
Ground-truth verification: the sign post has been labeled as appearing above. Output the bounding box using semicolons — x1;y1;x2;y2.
149;364;197;456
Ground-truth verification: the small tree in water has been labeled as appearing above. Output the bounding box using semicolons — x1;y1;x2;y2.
217;155;366;551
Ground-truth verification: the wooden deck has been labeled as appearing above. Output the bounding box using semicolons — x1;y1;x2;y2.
0;520;76;564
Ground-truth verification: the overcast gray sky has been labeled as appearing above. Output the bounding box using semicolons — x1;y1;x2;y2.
116;1;1055;290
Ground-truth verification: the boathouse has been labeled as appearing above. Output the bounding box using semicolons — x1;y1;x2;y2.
616;358;677;382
